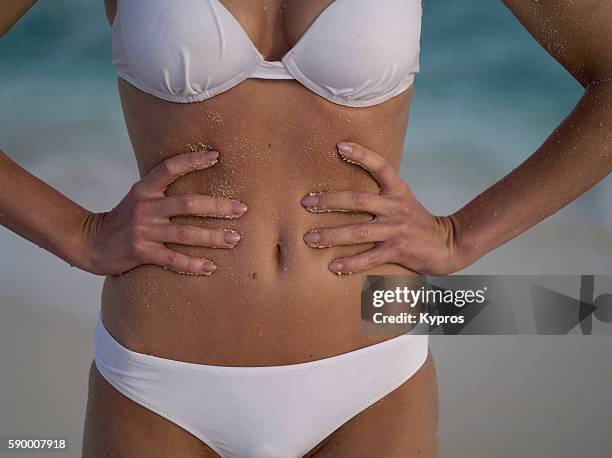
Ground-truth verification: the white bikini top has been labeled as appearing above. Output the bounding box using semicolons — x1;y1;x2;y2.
112;0;422;107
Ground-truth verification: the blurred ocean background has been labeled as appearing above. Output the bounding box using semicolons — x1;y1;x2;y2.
1;1;611;457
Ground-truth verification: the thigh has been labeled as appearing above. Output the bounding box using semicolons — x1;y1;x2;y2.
81;362;219;458
306;350;439;458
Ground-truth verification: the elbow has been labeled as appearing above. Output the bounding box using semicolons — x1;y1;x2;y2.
583;75;612;90
577;61;612;90
0;26;10;39
0;22;17;39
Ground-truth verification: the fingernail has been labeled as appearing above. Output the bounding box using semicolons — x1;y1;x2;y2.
203;262;217;273
337;142;353;155
301;194;319;207
304;231;322;244
329;261;344;272
224;231;241;244
205;150;219;160
232;202;248;215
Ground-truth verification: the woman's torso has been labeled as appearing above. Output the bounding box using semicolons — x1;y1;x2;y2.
101;0;419;366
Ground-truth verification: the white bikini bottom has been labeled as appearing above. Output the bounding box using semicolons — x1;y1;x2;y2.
93;312;429;458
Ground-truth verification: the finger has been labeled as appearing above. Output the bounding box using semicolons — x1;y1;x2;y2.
136;150;219;196
148;224;241;248
153;194;248;219
328;246;396;275
304;223;395;247
144;246;217;275
337;142;405;194
301;191;399;216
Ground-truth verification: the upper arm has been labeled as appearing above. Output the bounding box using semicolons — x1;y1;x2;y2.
501;0;612;87
0;0;37;38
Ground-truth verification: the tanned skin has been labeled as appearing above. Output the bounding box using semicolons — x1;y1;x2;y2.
1;1;611;456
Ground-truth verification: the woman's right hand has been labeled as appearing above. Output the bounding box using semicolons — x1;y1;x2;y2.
80;149;247;276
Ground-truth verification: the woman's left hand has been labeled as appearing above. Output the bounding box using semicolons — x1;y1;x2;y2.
301;142;462;276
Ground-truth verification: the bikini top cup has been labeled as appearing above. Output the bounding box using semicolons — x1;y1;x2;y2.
112;0;422;107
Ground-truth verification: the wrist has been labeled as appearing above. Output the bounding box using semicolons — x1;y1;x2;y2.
428;215;463;275
60;211;106;273
444;213;482;272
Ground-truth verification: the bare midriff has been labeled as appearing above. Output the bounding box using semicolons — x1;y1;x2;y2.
100;72;417;367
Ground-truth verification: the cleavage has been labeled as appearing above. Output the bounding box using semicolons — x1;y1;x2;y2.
217;0;336;61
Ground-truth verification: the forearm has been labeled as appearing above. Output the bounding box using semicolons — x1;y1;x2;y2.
0;149;95;267
451;81;612;268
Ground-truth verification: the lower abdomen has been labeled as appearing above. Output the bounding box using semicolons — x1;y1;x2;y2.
101;176;416;366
